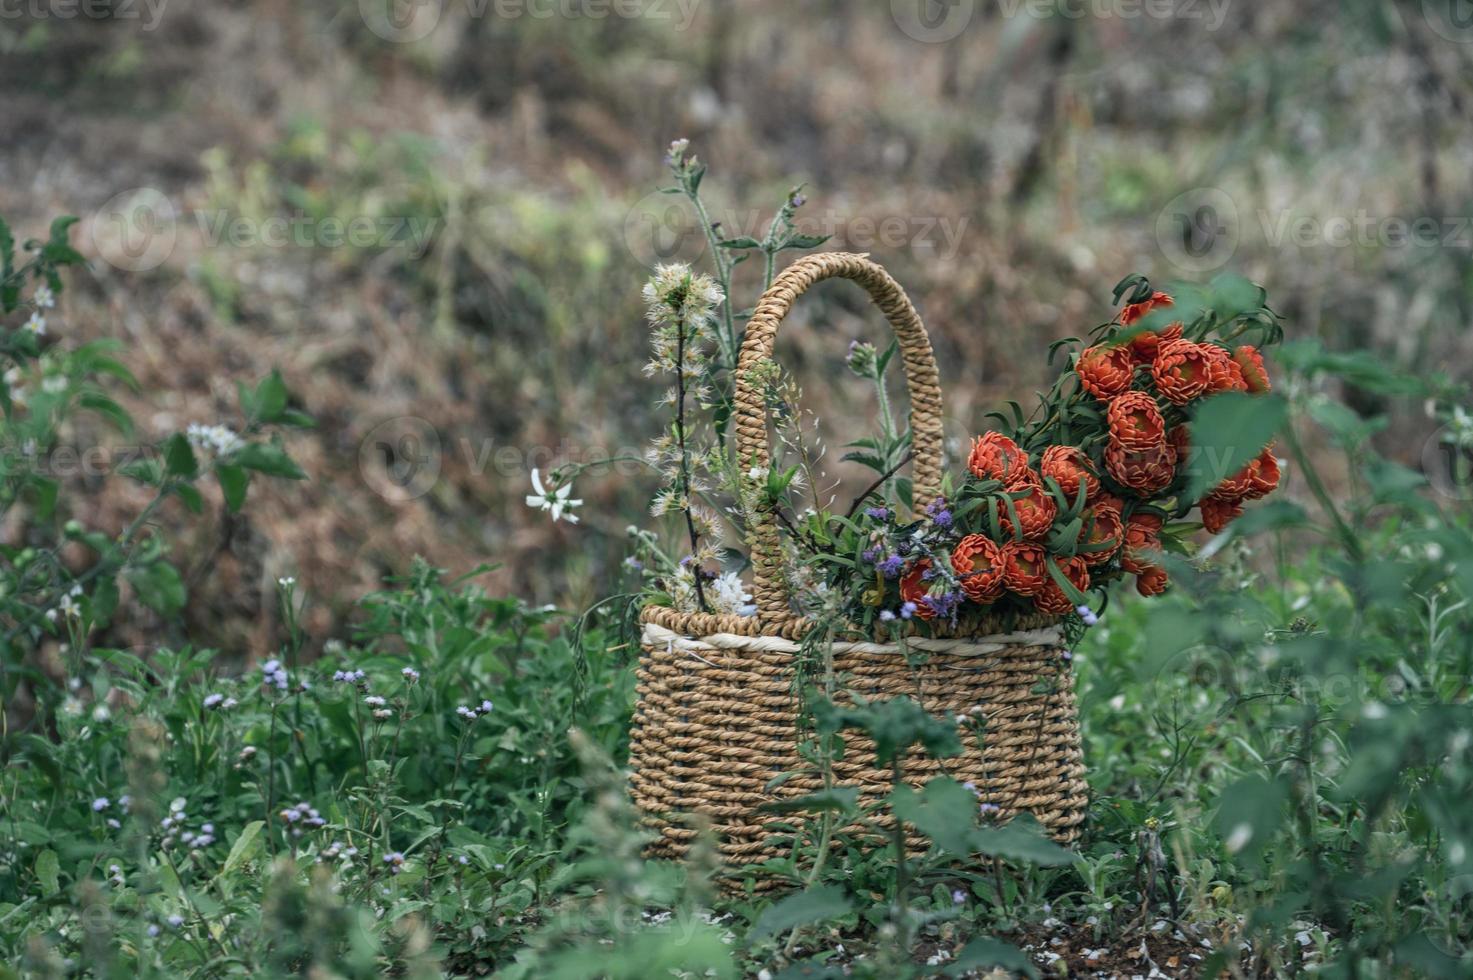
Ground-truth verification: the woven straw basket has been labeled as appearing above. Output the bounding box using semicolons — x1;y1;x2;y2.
627;252;1088;874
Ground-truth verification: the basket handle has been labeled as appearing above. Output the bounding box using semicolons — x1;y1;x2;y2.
734;252;945;623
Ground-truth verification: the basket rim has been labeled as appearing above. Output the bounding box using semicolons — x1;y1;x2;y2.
639;602;1062;643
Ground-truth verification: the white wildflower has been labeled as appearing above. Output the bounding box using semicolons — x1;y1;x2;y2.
34;284;55;308
707;572;752;616
186;423;244;457
23;312;46;336
525;468;582;524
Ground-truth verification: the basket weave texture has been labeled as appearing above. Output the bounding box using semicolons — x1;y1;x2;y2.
626;253;1088;869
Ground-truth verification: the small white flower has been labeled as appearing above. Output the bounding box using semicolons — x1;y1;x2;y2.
277;576;296;588
525;469;582;524
58;593;81;619
23;312;46;336
42;376;66;394
34;284;55;308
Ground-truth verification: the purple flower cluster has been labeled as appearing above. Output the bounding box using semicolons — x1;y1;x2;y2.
262;659;289;692
921;591;964;622
383;851;407;874
879;601;920;623
925;496;953;528
333;668;367;683
202;693;238;710
455;699;494;721
878;554;905;578
160;798;215;849
280;801;326;837
864;506;890;521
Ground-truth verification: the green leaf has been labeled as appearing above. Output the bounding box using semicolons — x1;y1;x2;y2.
969;814;1073;866
222;821;265;876
759;786;860;816
34;850;60;898
1184;393;1287;500
164;433;199;478
125;561;187;615
216;463;251;512
172;482;204;514
233;442;306;480
889;778;977;854
780;232;832;251
747;885;852;941
716;236;762;250
946;938;1037;978
252;369;290;423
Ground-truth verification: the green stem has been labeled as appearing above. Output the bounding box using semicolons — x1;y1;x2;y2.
1281;420;1361;561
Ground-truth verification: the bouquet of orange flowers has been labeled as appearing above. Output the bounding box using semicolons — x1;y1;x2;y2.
830;275;1284;632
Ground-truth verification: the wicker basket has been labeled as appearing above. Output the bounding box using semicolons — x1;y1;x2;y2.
627;252;1088;873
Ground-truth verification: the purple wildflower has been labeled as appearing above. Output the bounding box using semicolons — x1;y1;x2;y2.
879;555;905;578
1076;604;1099;627
900;601;918;620
864;506;890;521
862;547;880;564
952;889;967;905
879;610;896;623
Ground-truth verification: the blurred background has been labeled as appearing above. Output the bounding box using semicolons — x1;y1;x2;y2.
3;0;1471;654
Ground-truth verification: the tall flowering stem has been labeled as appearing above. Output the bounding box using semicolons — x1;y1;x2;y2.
644;264;724;613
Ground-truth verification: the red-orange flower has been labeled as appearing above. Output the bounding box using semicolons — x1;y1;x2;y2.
1120;290;1173;326
1107;392;1167;453
1151;339;1214;405
899;559;936;620
1167;424;1191;459
1129;322;1184;365
1135;565;1170;596
1076;343;1135;401
1233;346;1271;393
999;481;1059;541
1121;512;1164;575
1211;458;1257;501
1036;555;1091;615
1203;345;1248;394
951;535;1005;604
1200;494;1243;534
1040;445;1100;504
1000;541;1049;596
967;432;1033;488
1105;441;1178;495
1244;446;1281;499
1079;504;1123;566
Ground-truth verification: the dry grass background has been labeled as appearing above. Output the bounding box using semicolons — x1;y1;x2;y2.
3;0;1471;656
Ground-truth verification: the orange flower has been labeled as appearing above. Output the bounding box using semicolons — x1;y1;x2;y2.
1107;442;1172;498
1210;458;1257;501
1121;512;1164;574
999;481;1058;541
1036;555;1091;615
1203;345;1248;394
1000;541;1049;596
1200;494;1243;534
1135;565;1170;596
1079;504;1123;566
1040;445;1100;504
1167;424;1191;460
1151;339;1214;405
1107;392;1167;453
1105;441;1178;495
1244;446;1281;499
951;535;1005;604
1076;344;1135;401
967;432;1033;488
1120;290;1173;326
899;559;936;620
1233;346;1271;393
